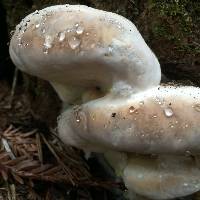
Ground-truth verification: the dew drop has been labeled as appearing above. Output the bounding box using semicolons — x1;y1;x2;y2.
185;150;191;156
183;183;188;187
105;46;113;56
76;116;81;123
177;138;182;143
129;106;137;114
155;97;164;105
24;43;29;47
41;28;46;34
35;24;40;28
169;122;174;128
43;48;48;55
118;25;122;29
164;107;174;117
68;36;81;50
139;101;144;106
76;25;84;35
193;104;200;112
108;46;113;53
44;35;53;49
92;115;95;121
18;37;22;46
58;31;66;42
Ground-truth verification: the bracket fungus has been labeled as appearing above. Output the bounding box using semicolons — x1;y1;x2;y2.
9;4;200;200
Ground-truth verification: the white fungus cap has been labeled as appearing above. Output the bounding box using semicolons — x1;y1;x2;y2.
58;85;200;199
105;151;200;199
9;4;160;103
58;86;200;155
9;4;200;200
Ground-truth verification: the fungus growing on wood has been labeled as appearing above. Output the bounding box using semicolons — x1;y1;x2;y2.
9;4;200;200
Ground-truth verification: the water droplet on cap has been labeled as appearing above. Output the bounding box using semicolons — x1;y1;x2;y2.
185;150;191;156
118;25;122;29
24;43;29;47
76;25;84;35
41;28;46;34
164;107;174;117
43;48;48;54
105;46;113;56
18;37;22;46
58;31;65;42
129;106;137;114
108;46;113;52
155;97;163;105
76;117;81;123
177;138;182;143
76;118;80;123
68;36;81;49
35;24;40;28
169;122;174;128
44;35;53;49
139;101;144;106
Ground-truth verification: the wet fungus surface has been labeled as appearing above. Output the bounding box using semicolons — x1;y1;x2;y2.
9;4;200;200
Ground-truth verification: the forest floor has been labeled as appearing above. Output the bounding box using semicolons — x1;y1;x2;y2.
0;79;126;200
